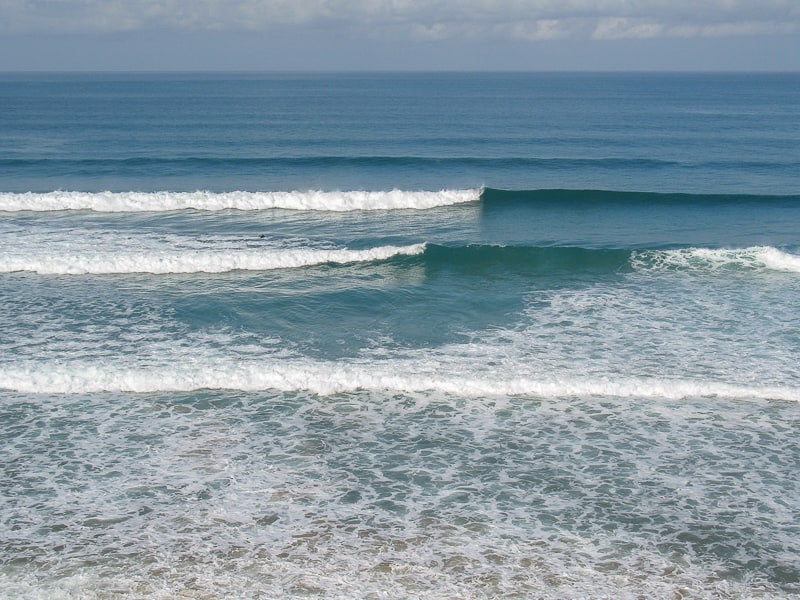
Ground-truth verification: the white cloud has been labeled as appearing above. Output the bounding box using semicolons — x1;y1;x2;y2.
592;17;664;40
501;19;582;41
1;0;798;40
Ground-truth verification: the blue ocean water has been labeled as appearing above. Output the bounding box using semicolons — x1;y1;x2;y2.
1;72;799;598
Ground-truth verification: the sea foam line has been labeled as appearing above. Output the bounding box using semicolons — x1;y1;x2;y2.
0;189;482;212
2;361;797;402
0;243;426;275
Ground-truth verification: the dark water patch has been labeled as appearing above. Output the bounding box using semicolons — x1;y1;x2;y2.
481;187;800;208
417;244;633;276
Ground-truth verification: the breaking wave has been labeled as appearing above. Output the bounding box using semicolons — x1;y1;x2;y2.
632;246;800;274
0;189;482;213
2;360;797;401
0;243;426;275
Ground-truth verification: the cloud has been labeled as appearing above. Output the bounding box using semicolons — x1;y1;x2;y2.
592;18;664;40
1;0;798;41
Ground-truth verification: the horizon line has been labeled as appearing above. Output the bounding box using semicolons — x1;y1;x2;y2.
1;68;798;74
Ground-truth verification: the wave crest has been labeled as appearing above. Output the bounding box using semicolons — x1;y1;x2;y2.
0;189;482;213
0;243;426;275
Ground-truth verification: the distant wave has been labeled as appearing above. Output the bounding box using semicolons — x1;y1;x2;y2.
0;189;481;213
0;156;682;171
3;156;796;172
0;243;425;275
2;360;797;401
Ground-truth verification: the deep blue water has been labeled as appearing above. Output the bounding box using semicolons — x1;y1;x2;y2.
1;72;799;598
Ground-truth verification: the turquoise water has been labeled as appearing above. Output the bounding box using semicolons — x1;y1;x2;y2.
1;72;799;598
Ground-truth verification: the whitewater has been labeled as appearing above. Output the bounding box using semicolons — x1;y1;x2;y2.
0;188;481;212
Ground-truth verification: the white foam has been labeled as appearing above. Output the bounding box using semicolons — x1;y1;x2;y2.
632;246;800;274
757;246;800;273
2;359;797;401
0;189;482;212
3;382;793;600
0;243;425;274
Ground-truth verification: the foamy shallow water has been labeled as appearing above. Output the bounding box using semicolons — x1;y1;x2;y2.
2;391;798;599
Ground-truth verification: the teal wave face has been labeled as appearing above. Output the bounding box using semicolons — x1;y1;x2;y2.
418;244;634;276
480;187;800;206
477;189;800;250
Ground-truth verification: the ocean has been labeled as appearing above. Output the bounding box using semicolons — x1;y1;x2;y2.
0;72;798;598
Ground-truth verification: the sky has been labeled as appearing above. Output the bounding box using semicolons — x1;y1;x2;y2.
0;0;798;71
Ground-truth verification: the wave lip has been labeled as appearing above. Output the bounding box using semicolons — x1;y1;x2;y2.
757;246;800;273
0;243;426;275
0;189;482;213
